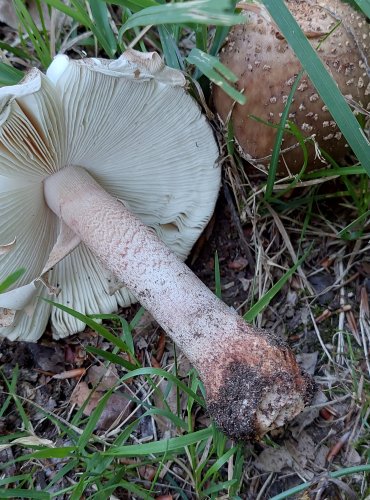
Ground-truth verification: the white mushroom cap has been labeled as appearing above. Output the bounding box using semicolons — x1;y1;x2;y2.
0;50;220;341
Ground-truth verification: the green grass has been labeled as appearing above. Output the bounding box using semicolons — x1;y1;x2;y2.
0;268;26;293
0;0;369;497
0;308;246;498
270;465;370;500
0;246;314;498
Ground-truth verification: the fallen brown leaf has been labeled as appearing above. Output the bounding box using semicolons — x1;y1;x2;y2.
71;382;133;431
27;343;65;373
86;364;118;391
139;465;157;481
319;407;336;421
64;344;86;366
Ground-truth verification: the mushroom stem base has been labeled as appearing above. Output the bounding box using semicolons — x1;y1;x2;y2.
44;165;315;439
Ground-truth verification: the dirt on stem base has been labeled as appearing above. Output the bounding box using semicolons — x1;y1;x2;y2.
200;326;316;440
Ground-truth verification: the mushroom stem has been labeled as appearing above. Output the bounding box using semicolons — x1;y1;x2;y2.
44;165;314;439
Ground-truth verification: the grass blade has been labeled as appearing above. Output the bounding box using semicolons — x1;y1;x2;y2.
0;62;24;86
13;0;51;68
89;0;118;57
109;0;158;11
202;479;238;496
86;346;137;370
78;390;114;450
271;464;370;500
0;366;32;432
337;209;370;240
158;25;184;70
0;490;50;499
119;367;205;406
243;245;311;322
103;427;213;456
264;69;306;200
31;447;77;460
352;0;370;17
119;0;244;34
210;24;230;56
0;42;33;61
42;0;91;25
199;446;237;487
214;251;222;299
42;300;131;352
0;268;26;293
187;48;246;104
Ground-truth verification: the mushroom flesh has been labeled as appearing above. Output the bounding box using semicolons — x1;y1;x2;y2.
0;50;314;439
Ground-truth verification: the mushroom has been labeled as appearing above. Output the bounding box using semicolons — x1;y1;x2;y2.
213;0;369;173
0;50;314;439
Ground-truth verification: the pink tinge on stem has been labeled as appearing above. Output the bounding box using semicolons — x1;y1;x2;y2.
44;165;315;439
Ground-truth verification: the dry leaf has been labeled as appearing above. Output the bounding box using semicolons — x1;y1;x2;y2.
64;344;86;366
71;382;133;431
86;364;118;391
156;331;166;362
290;390;328;437
308;272;335;305
139;465;157;481
286;432;315;471
228;257;249;271
152;379;181;439
296;351;318;375
0;308;16;328
255;447;294;473
95;392;133;430
0;435;54;452
27;343;65;373
71;381;99;415
345;447;362;467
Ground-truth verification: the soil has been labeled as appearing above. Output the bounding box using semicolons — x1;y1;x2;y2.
1;186;369;498
0;8;369;496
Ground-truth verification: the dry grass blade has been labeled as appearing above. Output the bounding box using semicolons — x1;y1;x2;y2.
360;286;370;376
266;204;315;295
0;0;369;498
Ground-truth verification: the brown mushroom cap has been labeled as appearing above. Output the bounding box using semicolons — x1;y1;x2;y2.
213;0;369;173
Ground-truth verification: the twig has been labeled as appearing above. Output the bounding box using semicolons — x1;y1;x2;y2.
127;25;153;49
335;259;346;365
